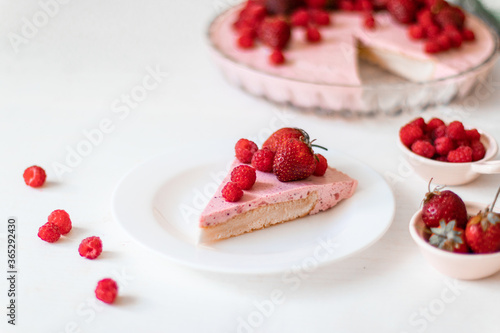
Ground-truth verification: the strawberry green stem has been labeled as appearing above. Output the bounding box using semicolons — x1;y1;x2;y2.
491;186;500;211
311;144;328;151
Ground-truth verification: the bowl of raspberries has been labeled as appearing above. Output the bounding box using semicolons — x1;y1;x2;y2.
398;117;499;185
409;186;500;280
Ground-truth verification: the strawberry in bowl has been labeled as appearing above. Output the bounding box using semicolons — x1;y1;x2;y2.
409;186;500;280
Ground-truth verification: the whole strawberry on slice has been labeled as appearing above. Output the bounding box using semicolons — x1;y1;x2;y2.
262;127;305;153
421;181;468;229
429;220;469;254
258;17;291;50
273;138;316;182
273;134;327;182
465;187;500;254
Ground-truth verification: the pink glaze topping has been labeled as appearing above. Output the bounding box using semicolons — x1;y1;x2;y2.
199;160;358;228
210;7;496;84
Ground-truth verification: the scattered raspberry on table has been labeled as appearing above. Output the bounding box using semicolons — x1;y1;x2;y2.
78;236;103;259
95;278;118;304
23;165;46;188
48;209;72;235
38;222;61;243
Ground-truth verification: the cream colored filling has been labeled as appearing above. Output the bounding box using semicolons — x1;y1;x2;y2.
358;45;436;82
199;192;318;244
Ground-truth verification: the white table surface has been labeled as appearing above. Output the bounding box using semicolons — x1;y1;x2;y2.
1;1;500;332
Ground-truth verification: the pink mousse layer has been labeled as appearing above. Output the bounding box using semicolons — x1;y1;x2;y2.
210;7;496;84
199;160;358;228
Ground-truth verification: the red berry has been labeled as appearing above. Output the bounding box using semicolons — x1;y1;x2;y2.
78;236;103;259
408;24;425;39
313;154;328;176
305;0;326;8
431;124;447;140
462;29;475;41
436;33;451;51
235;138;258;164
429;220;469;254
426;118;445;132
360;0;374;11
409;117;426;131
95;278;118;304
465;128;481;141
422;189;468;229
258;17;291;50
424;40;441;54
231;165;257;190
425;24;441;38
265;0;301;15
269;49;286;65
471;140;486;161
411;140;435;158
465;206;500;254
273;138;317;182
455;139;470;148
310;9;331;26
306;26;322;42
251;149;275;172
434;136;455;156
262;128;305;153
234;3;266;32
239;26;257;39
38;222;61;243
339;0;355;11
436;156;448;162
222;182;244;202
417;9;433;26
48;209;72;235
434;5;465;30
237;34;254;49
399;123;424;147
291;9;309;27
364;13;376;29
387;0;418;24
447;146;473;163
23;165;46;188
446;121;467;140
447;30;463;48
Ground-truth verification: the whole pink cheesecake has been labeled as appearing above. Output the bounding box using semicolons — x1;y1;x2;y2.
199;160;357;243
208;5;498;111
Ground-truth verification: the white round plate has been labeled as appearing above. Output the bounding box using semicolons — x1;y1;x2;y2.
112;142;395;274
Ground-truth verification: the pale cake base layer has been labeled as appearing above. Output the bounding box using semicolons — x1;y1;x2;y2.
199;192;319;244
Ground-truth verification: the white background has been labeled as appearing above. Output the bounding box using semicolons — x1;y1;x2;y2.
1;0;500;332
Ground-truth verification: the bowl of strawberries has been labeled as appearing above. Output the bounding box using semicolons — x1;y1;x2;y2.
409;185;500;280
398;117;500;185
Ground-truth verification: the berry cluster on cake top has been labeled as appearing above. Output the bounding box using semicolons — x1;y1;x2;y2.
233;0;477;65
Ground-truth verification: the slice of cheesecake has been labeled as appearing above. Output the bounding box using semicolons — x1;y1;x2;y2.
198;160;357;243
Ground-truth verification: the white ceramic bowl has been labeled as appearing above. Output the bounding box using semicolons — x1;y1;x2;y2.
409;201;500;280
398;130;500;186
